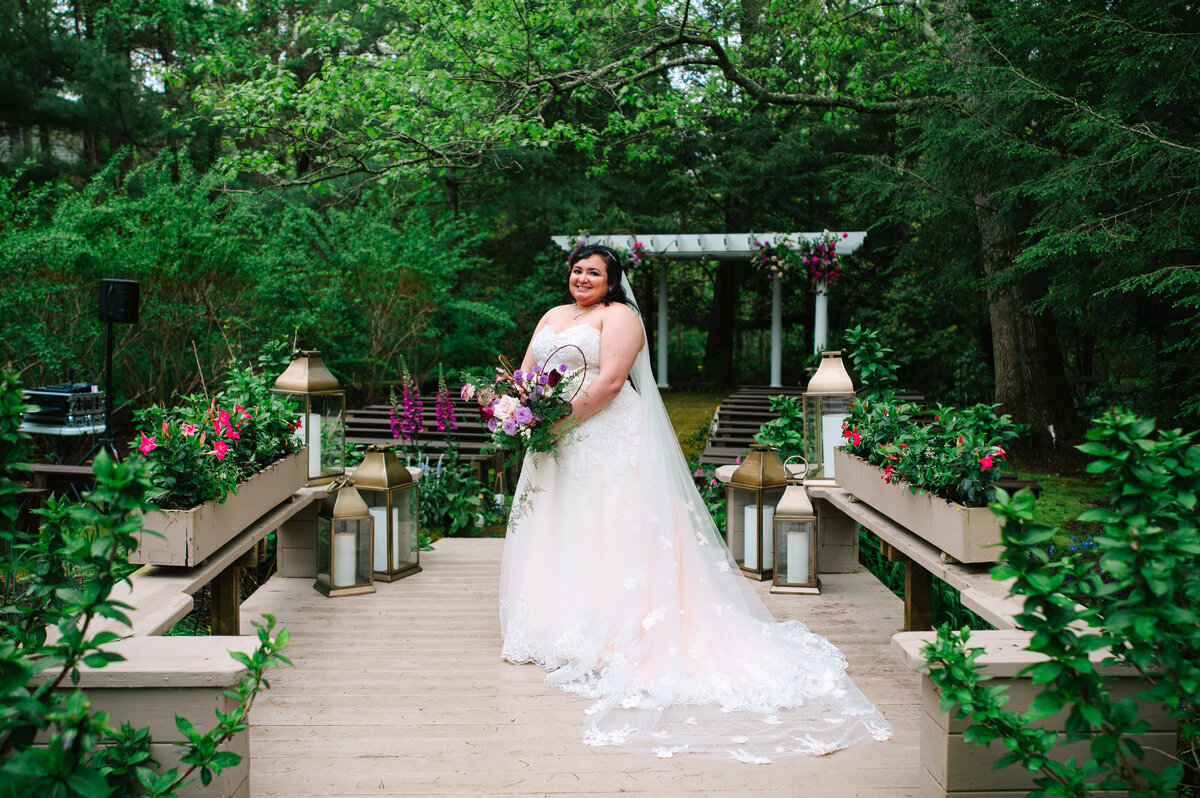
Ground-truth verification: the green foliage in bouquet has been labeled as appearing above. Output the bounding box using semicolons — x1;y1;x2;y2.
922;409;1199;796
132;358;301;510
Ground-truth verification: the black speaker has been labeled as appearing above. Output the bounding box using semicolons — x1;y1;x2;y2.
98;279;139;324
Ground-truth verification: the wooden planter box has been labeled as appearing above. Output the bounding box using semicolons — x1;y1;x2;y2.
894;631;1177;798
833;449;1001;563
131;449;308;567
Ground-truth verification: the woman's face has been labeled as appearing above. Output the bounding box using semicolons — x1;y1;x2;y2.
569;254;609;308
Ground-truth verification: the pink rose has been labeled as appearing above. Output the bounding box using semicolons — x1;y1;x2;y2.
493;395;520;421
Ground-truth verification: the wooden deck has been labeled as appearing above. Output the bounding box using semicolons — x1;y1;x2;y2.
240;538;922;797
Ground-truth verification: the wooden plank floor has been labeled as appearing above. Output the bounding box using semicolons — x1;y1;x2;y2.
240;539;921;797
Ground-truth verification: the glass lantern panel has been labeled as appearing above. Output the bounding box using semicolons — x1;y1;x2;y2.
292;395;315;477
751;486;785;572
392;487;419;567
776;519;815;585
312;393;346;479
361;489;389;573
820;395;852;479
726;485;752;564
803;396;822;475
316;514;332;588
352;516;372;585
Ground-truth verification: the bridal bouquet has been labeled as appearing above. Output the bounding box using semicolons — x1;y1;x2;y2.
460;351;585;463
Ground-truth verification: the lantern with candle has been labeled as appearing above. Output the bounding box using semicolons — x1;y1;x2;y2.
315;477;376;597
803;350;855;486
352;445;422;582
271;349;346;486
771;457;820;594
725;443;788;581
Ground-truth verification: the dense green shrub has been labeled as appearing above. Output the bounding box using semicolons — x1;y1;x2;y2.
0;374;291;796
923;409;1200;796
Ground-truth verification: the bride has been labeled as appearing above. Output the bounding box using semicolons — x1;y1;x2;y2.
499;244;892;762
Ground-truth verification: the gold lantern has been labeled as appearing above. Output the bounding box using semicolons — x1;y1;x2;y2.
725;443;788;581
272;349;346;486
315;478;376;597
352;445;422;582
771;457;819;594
803;350;855;486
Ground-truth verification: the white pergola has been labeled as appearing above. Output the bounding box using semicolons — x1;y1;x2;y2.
552;232;866;388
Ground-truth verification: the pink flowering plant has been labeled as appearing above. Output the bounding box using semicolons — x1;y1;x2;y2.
841;396;1018;506
752;231;847;292
460;352;583;465
132;365;301;509
389;356;424;443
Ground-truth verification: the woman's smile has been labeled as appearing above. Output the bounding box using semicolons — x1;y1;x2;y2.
570;254;609;306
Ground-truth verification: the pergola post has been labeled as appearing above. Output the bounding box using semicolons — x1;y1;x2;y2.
657;261;669;388
813;280;829;356
770;274;783;387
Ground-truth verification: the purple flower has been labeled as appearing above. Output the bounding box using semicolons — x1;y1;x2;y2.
514;369;523;381
558;364;568;372
538;374;549;385
487;418;499;432
514;405;533;425
501;418;518;436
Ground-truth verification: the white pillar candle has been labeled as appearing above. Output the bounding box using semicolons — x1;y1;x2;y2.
370;506;388;571
307;412;323;478
332;530;357;587
822;412;848;478
743;506;757;569
742;506;774;570
787;529;811;584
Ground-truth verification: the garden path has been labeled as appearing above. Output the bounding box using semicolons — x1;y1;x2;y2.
239;538;922;797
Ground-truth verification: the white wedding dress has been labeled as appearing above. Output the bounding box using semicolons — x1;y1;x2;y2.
499;320;892;762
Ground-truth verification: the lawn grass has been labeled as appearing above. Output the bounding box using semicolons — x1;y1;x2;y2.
1005;453;1107;533
661;390;727;461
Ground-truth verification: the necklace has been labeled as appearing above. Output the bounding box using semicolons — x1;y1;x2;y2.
573;302;599;320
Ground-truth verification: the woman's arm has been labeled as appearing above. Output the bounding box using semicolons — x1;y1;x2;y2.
566;305;643;423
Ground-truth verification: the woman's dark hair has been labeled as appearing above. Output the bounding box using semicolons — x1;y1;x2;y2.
567;244;639;313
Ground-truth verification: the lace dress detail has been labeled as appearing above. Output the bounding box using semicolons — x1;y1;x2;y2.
499;323;892;761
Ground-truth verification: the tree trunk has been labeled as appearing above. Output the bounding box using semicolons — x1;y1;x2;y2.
703;260;739;387
974;190;1082;444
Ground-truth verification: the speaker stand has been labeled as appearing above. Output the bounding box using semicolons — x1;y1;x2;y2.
78;319;121;465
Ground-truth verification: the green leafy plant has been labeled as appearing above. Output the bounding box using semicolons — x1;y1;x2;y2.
0;372;292;797
132;361;302;509
922;408;1199;796
842;325;899;393
691;464;727;537
753;395;806;463
413;443;484;537
842;395;1018;506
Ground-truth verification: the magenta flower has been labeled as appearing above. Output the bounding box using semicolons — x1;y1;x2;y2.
435;366;458;433
181;423;198;437
209;439;230;461
138;431;157;455
979;454;994;470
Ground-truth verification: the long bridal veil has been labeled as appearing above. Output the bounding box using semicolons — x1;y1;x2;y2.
544;275;892;761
